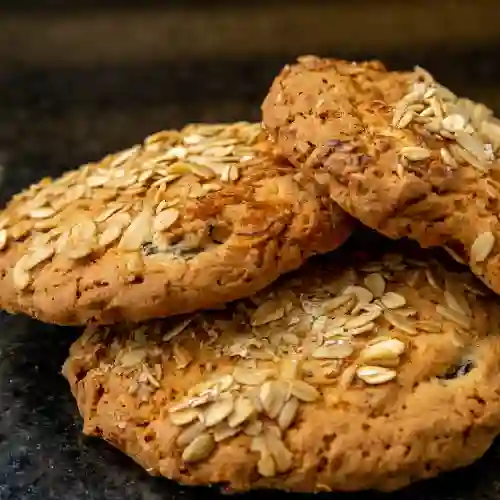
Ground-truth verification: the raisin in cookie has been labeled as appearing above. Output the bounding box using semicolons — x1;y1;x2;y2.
0;122;352;325
262;56;500;295
63;252;500;493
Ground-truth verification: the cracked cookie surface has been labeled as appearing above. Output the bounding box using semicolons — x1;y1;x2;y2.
0;122;352;325
262;56;500;295
63;251;500;492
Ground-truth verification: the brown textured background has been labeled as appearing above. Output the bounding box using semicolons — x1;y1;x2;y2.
2;2;500;500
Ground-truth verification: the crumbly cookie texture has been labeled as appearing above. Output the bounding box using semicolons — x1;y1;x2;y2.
262;56;500;295
0;122;352;325
63;252;500;493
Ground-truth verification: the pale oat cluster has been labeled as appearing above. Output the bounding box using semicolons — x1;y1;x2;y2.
0;122;261;291
392;68;500;275
103;254;479;476
393;66;500;170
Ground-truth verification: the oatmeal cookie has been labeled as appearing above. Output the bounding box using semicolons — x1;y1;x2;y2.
63;252;500;492
0;122;352;325
262;56;500;295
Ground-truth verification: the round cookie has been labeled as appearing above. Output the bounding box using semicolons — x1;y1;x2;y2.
63;252;500;493
0;122;352;325
262;56;500;296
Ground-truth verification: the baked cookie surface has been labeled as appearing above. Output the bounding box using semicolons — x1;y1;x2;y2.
63;251;500;493
0;122;351;325
262;56;500;295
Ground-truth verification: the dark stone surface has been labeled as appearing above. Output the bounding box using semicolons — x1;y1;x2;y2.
3;49;500;499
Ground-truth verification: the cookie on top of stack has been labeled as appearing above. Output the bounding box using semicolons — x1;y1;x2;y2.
0;122;351;325
3;57;500;493
262;55;500;293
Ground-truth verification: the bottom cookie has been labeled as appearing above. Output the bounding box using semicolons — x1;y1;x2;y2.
63;251;500;493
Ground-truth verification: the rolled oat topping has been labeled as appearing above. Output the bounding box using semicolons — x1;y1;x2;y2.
67;252;489;476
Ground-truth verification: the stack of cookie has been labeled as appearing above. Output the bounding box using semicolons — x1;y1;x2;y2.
2;56;500;493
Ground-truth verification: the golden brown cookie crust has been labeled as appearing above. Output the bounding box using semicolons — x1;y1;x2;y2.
262;56;500;295
63;252;500;493
0;122;352;325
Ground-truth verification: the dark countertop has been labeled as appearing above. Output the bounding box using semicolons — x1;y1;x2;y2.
3;4;500;499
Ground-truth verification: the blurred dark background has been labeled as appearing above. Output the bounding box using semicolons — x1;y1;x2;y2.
3;1;500;499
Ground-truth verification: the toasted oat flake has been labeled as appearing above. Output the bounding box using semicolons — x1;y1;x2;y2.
321;294;353;313
110;145;140;167
444;290;468;316
119;348;146;367
396;109;415;129
86;174;110;187
260;381;288;419
384;311;418;334
153;208;180;232
252;436;276;477
470;231;495;264
251;302;285;326
279;357;300;380
363;273;386;298
356;365;397;385
244;419;263;437
28;207;56;219
98;213;131;247
118;206;152;251
436;304;471;329
342;285;373;304
188;374;234;397
221;165;240;182
176;421;206;447
290;380;320;402
24;245;55;270
348;322;376;336
165;146;188;160
265;428;293;473
233;366;272;386
228;396;255;428
442;113;466;133
162;317;193;342
169;393;212;413
359;338;405;363
400;146;431;161
312;340;353;359
170;408;200;426
277;397;299;430
183;133;203;145
454;130;488;162
63;219;97;259
190;163;217;180
396;307;418;317
381;291;406;309
203;395;234;427
212;423;241;442
344;309;382;330
417;320;442;333
182;433;215;463
440;147;458;167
